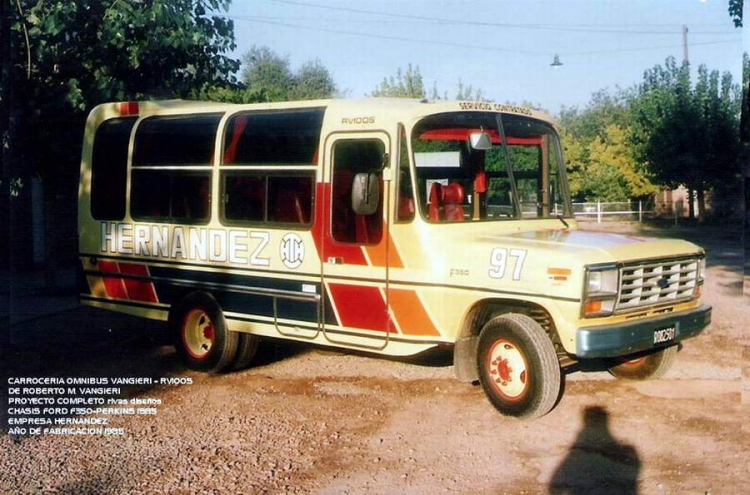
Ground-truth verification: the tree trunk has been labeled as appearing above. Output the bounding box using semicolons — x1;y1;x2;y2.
687;188;696;220
696;189;707;223
43;182;59;291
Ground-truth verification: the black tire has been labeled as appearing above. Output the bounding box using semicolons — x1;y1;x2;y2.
169;292;238;373
231;332;260;371
607;345;678;380
477;314;561;419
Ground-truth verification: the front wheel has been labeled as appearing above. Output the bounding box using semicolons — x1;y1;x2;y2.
477;314;561;419
607;345;678;380
169;292;238;373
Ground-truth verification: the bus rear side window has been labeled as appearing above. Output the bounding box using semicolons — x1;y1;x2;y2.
130;113;220;224
90;117;136;220
131;171;210;224
133;114;223;166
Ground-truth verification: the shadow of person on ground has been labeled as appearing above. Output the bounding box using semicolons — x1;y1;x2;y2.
549;406;641;495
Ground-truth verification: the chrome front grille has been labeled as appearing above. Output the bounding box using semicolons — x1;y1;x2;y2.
617;257;700;312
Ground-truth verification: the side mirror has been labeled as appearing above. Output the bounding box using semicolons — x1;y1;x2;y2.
469;131;492;150
351;173;380;215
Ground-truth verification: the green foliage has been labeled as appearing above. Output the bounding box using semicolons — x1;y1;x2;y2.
240;46;337;102
630;57;740;194
589;125;659;200
561;88;658;201
455;80;484;102
289;60;337;101
729;0;743;27
15;0;238;104
744;51;749;225
5;0;240;178
559;88;633;144
241;46;294;102
370;64;426;98
371;65;491;101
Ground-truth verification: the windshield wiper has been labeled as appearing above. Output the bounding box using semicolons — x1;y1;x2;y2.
557;215;569;229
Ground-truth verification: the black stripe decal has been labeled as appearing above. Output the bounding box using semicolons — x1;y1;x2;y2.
81;255;580;304
81;296;444;347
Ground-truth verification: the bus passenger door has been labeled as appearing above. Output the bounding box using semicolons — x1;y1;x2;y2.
318;133;392;349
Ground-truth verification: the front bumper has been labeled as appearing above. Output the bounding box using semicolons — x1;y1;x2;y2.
575;304;711;358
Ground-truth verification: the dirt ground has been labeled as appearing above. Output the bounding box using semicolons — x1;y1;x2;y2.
1;221;748;494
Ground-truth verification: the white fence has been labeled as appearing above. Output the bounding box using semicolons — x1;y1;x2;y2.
572;201;663;223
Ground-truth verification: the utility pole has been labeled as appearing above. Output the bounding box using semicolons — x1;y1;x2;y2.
682;25;689;62
682;24;698;221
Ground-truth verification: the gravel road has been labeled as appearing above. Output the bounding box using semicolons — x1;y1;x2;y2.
2;222;747;494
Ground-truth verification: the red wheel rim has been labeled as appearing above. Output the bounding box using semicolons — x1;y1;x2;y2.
620;355;647;368
182;309;214;359
486;339;529;402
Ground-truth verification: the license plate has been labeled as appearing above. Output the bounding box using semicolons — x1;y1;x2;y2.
653;325;676;345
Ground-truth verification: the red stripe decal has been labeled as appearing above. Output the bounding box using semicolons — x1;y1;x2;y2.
118;263;159;303
98;261;128;299
328;283;393;332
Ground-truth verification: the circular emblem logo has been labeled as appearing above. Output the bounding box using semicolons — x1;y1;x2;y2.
280;233;305;269
657;277;670;290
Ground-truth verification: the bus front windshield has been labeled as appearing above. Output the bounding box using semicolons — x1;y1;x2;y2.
410;111;571;223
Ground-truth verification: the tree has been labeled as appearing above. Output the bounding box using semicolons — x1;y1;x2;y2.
240;46;336;102
559;88;633;145
729;0;743;27
455;80;484;101
371;65;491;102
6;0;239;176
630;57;741;220
289;60;337;101
3;0;239;271
742;53;750;227
370;64;426;98
560;88;658;202
241;46;294;102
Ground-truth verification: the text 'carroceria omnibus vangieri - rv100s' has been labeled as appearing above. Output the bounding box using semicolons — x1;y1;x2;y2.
78;98;711;418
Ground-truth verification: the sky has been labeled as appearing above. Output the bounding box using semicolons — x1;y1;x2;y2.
223;0;745;115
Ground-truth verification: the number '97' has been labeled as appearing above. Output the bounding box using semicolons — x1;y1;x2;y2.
488;248;527;280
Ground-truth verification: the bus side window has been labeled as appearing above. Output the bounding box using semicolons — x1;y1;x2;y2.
219;109;322;228
133;114;221;166
171;174;210;221
90;117;137;220
222;109;325;166
223;175;265;222
222;173;313;226
331;140;384;245
268;176;313;224
131;170;170;220
130;114;221;225
131;171;210;223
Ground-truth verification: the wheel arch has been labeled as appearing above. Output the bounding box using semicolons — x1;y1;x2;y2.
453;298;561;383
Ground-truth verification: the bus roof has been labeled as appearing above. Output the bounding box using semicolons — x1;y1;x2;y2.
89;98;557;127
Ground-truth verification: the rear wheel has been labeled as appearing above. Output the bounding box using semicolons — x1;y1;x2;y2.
477;314;561;419
608;345;678;380
232;332;260;371
169;292;238;373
